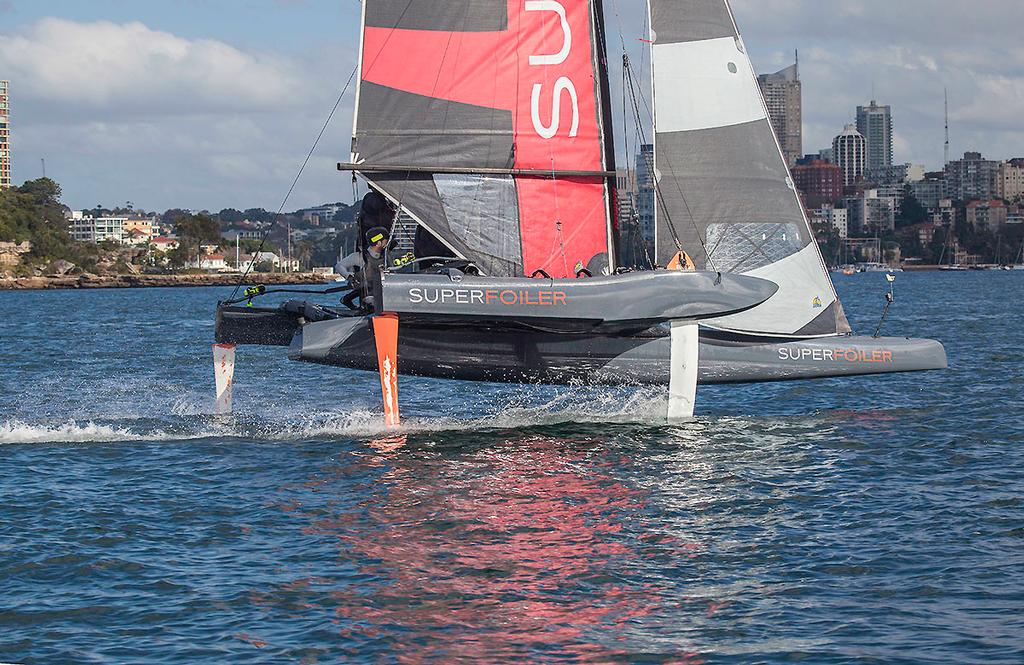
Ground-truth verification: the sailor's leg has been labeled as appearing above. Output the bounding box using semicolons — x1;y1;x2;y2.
668;321;699;421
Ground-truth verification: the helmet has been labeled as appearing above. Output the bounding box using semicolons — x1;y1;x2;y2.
365;226;390;246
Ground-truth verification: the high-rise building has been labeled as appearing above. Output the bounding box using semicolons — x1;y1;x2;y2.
945;152;1001;202
758;61;802;167
910;175;948;210
965;200;1008;233
856;100;894;172
843;189;896;235
999;159;1024;201
866;163;925;186
791;158;843;208
833;124;867;187
0;80;10;189
635;144;656;251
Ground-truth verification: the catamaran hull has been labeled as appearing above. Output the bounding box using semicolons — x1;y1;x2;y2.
266;315;947;386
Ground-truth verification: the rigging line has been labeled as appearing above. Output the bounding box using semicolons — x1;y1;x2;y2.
623;53;718;272
623;58;681;255
229;63;360;300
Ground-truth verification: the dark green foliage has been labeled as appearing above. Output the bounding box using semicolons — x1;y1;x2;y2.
0;178;84;264
897;192;929;228
174;213;221;244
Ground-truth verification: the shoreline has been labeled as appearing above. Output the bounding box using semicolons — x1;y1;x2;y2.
0;272;335;291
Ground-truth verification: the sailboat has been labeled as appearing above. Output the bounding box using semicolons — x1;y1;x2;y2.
215;0;946;421
1011;237;1024;270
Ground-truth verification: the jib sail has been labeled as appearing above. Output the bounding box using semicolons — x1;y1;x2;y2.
350;0;616;278
649;0;851;336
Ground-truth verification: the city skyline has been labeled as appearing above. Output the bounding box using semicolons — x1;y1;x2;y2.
1;0;1022;211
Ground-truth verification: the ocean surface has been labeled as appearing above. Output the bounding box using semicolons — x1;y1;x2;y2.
0;272;1022;664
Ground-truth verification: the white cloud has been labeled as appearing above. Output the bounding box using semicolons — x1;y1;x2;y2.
2;2;1023;212
0;18;309;116
1;17;358;211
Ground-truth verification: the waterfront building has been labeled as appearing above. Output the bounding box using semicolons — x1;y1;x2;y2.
856;100;893;172
866;163;925;186
187;254;228;271
945;152;1001;202
636;144;655;250
616;169;637;225
833;125;867;187
931;199;956;227
301;203;348;225
874;184;906;215
910;175;948;210
758;61;802;166
792;158;843;208
844;189;896;235
69;211;127;244
151;236;180;252
123;216;157;245
0;80;9;189
810;205;848;238
965;200;1007;233
999;159;1024;201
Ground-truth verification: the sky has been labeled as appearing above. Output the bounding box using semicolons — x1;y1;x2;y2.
2;0;1022;212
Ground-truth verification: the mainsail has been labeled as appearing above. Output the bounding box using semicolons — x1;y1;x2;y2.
649;0;851;336
350;0;616;278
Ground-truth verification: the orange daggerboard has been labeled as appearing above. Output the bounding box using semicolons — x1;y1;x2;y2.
372;314;400;428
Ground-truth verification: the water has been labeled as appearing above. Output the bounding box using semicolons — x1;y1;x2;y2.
1;273;1022;663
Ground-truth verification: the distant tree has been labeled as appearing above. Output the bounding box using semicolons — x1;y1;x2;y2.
217;208;245;224
243;208;276;224
897;192;928;228
161;208;192;226
175;213;222;245
0;178;82;264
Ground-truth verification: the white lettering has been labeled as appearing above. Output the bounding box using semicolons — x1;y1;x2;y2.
526;1;571;66
409;288;423;304
531;77;579;139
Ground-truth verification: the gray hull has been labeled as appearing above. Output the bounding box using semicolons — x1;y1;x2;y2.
287;316;947;386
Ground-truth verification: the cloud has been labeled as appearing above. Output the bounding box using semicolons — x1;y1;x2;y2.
725;0;1024;165
2;2;1023;212
0;18;310;117
0;17;358;211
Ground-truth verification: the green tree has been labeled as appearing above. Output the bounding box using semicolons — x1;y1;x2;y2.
896;192;929;228
175;213;222;245
0;178;82;264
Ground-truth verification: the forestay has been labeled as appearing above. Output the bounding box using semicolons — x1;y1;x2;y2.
649;0;851;337
351;0;616;278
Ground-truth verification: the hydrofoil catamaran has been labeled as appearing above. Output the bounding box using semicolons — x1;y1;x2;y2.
214;0;947;423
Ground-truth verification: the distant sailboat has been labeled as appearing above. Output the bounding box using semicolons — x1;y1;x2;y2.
215;0;946;422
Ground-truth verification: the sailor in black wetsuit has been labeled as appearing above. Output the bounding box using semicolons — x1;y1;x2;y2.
342;190;395;311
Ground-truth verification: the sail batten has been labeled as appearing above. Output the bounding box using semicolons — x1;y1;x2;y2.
351;0;615;278
650;0;851;336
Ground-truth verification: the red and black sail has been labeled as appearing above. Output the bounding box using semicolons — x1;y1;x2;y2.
350;0;615;277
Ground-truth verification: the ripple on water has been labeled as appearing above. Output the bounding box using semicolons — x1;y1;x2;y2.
0;278;1023;663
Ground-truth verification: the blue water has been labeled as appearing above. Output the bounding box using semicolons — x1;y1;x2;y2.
1;273;1022;663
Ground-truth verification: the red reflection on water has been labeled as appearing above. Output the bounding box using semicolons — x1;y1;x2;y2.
269;437;709;660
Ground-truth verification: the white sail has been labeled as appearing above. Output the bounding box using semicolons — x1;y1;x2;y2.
649;0;851;336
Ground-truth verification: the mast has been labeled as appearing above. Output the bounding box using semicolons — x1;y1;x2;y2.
592;0;620;271
944;88;950;167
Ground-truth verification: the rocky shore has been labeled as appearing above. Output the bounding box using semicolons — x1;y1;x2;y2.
0;272;334;291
